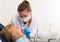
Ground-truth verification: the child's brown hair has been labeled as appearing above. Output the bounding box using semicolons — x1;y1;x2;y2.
2;24;14;42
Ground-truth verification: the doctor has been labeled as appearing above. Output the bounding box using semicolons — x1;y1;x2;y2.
11;0;38;39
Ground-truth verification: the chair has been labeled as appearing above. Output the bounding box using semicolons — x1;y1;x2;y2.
0;23;4;31
0;23;7;42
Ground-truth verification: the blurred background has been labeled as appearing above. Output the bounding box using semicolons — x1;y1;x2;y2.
0;0;60;37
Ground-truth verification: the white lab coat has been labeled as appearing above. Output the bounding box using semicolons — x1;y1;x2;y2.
11;13;38;38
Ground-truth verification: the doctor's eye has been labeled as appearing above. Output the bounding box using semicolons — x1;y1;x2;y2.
20;16;22;17
20;16;23;18
24;15;27;17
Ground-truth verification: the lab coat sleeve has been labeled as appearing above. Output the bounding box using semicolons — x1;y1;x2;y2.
30;19;38;38
30;25;38;38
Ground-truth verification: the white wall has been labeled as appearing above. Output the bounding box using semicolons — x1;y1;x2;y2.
0;0;60;33
0;0;23;25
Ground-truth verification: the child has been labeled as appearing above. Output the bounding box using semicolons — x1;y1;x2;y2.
2;24;30;42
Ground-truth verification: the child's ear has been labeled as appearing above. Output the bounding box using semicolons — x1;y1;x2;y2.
11;33;17;37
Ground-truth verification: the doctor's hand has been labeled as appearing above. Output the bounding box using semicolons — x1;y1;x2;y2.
24;27;30;39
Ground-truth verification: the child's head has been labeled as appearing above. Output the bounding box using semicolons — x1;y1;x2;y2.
2;24;23;42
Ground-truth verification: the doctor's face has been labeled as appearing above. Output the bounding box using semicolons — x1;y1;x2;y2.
18;9;32;18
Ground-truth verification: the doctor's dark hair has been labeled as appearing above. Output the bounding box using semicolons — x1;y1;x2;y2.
17;0;31;12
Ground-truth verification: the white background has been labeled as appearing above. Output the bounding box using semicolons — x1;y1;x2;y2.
0;0;60;33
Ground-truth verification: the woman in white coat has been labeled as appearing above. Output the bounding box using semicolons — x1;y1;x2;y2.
11;0;38;39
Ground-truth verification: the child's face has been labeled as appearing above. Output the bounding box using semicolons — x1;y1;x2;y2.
8;25;23;39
